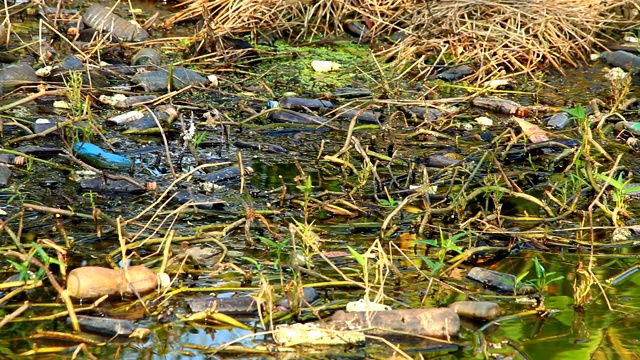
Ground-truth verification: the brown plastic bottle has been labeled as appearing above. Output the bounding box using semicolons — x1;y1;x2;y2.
67;265;158;300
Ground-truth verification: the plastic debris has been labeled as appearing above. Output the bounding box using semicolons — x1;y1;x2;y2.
132;67;209;91
311;60;341;72
82;4;149;42
73;142;133;171
273;322;366;346
66;265;160;299
328;308;460;338
601;50;640;72
73;315;136;337
467;267;518;293
346;298;392;312
472;96;531;117
449;301;501;321
279;97;334;110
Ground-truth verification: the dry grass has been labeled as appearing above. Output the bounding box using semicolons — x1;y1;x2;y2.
164;0;638;78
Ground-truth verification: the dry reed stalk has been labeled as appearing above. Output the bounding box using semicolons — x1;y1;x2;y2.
163;0;637;77
397;0;625;77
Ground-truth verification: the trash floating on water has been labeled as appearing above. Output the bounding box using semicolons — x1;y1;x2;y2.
269;110;328;125
311;60;341;72
279;96;334;110
73;142;133;171
66;265;160;300
449;301;501;321
328;308;460;338
601;50;640;72
472;96;531;117
467;267;519;293
132;67;209;91
131;48;162;66
83;4;149;42
73;315;136;337
273;322;366;346
0;63;39;91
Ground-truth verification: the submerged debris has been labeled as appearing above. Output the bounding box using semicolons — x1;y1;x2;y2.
329;308;460;338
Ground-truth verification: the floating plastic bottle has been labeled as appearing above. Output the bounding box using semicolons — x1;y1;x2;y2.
279;97;334;110
602;50;640;71
269;111;328;125
73;142;132;171
617;120;640;135
131;48;162;66
132;67;209;91
82;4;149;42
67;265;158;300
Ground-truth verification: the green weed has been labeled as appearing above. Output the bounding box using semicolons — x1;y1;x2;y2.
525;256;564;294
417;229;465;276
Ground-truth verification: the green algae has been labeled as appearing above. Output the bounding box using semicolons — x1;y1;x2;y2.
254;39;379;96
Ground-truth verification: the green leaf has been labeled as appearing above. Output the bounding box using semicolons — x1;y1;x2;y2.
6;259;26;273
533;257;544;278
347;245;366;268
258;236;277;248
595;173;624;189
562;104;585;120
241;256;259;266
0;344;14;356
341;267;361;275
378;199;391;207
48;258;65;267
623;186;640;195
449;231;468;242
194;131;207;146
31;242;48;262
417;239;438;246
547;276;565;283
445;241;463;254
515;271;530;284
419;255;444;274
34;268;45;281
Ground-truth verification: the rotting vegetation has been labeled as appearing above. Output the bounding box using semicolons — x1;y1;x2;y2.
2;0;640;358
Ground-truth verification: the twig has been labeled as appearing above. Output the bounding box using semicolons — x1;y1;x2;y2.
0;86;65;113
0;301;29;328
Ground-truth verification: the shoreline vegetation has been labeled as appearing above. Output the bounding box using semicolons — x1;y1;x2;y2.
165;0;639;79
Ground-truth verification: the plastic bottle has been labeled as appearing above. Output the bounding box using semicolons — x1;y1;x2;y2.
80;177;156;193
602;50;640;71
73;142;132;171
278;97;334;110
268;111;328;125
67;265;158;300
131;48;161;66
82;4;149;41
